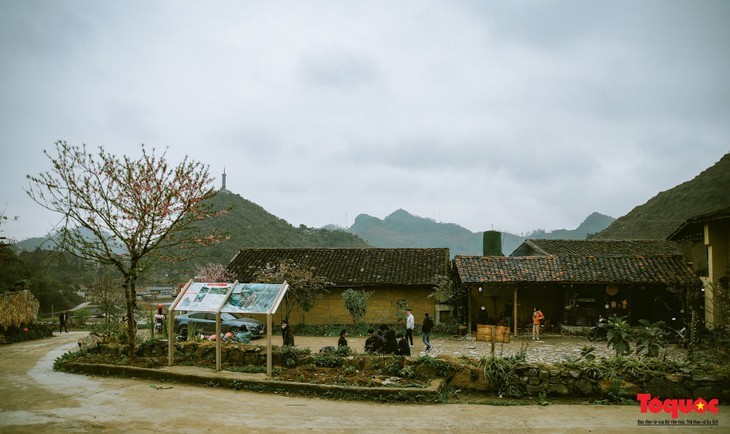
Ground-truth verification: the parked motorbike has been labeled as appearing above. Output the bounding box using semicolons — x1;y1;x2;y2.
154;314;165;336
664;317;701;346
586;316;607;341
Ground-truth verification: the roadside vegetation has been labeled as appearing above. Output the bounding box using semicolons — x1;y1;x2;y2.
50;316;730;405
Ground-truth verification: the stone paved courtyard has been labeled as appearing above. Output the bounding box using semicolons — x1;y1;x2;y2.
295;332;688;364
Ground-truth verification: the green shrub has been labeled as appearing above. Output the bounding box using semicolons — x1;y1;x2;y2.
482;356;523;398
311;352;343;368
604;316;632;356
634;319;666;358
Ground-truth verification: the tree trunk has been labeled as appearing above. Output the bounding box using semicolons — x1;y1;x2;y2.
122;268;139;358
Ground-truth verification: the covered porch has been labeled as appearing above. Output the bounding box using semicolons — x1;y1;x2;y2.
453;254;700;335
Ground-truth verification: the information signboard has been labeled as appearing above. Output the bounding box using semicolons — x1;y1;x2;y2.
174;282;234;312
221;283;288;315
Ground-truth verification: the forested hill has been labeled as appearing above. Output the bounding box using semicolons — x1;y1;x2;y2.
594;152;730;240
183;189;371;265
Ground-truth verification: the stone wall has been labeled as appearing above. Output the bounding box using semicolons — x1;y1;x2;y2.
507;363;730;403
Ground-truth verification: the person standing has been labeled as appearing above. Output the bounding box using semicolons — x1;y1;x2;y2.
504;300;514;328
477;305;489;325
405;309;415;347
281;319;294;346
532;307;544;340
59;311;68;333
421;312;434;351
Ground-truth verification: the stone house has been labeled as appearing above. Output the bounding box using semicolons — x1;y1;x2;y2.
668;207;730;329
226;248;451;326
453;239;701;335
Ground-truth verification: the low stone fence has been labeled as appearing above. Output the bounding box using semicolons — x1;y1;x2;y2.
78;338;730;403
514;363;729;403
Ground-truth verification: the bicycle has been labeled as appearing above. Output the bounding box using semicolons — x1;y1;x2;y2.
523;319;558;336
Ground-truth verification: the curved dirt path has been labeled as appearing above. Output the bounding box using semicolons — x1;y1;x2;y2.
0;333;724;433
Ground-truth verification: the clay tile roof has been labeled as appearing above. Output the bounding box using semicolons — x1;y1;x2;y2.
454;255;698;287
510;239;683;257
226;248;450;286
668;207;730;242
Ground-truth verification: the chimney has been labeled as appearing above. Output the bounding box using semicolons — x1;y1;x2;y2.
483;230;502;256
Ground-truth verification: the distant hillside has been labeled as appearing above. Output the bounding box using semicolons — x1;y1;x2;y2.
347;209;614;256
527;212;616;240
13;189;371;283
594;153;730;240
13;227;125;254
190;190;370;265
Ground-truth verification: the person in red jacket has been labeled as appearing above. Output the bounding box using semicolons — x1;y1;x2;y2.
532;307;544;340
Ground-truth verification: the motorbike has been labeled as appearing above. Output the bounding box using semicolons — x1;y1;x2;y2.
586;316;607;342
154;313;166;336
664;317;701;346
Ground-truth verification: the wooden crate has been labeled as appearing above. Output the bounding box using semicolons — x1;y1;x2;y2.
476;324;510;343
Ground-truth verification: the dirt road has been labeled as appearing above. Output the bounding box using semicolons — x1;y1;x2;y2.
0;333;726;433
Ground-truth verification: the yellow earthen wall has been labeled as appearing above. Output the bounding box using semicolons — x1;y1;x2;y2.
249;286;436;327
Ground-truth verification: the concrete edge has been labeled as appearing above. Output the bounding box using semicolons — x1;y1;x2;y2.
61;362;446;400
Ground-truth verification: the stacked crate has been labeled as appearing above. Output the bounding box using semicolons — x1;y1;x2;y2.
476;324;510;343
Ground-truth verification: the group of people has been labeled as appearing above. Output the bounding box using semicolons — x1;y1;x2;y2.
362;310;434;355
280;309;435;356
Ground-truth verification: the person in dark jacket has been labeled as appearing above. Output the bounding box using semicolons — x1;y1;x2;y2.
364;328;382;353
421;312;434;351
59;311;69;333
396;333;411;356
477;305;489;325
338;329;349;347
281;319;294;346
383;328;398;354
377;324;389;353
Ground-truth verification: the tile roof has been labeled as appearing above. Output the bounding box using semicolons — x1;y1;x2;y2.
227;248;450;286
454;255;699;287
668;207;730;242
510;239;683;257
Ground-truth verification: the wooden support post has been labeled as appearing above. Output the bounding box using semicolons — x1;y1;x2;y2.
266;313;273;377
215;312;221;371
513;287;518;336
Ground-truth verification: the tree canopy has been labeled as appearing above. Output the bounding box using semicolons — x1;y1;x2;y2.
26;141;222;355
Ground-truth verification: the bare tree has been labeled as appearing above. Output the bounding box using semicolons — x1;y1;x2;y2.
87;271;125;323
26;141;222;355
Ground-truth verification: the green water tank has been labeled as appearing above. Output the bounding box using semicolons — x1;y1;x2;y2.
483;230;502;256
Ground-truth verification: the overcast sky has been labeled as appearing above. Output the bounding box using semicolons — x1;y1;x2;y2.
1;1;729;242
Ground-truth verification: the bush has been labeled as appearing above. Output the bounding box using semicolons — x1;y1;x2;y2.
604;316;632;356
634;319;666;358
0;322;54;344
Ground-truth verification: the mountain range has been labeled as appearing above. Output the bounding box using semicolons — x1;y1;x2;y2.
342;209;614;256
